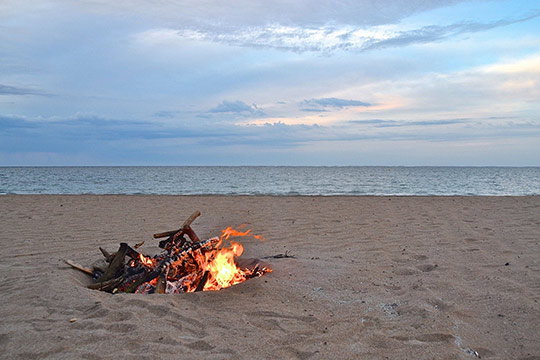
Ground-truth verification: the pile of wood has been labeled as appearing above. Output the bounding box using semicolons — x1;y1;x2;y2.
65;211;270;294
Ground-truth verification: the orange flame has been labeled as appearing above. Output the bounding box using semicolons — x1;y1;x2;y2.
139;253;154;267
185;226;268;292
202;240;246;290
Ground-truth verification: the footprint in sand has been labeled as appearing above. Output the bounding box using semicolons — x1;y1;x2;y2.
416;264;438;272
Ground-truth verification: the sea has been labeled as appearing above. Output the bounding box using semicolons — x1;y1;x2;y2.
1;166;539;196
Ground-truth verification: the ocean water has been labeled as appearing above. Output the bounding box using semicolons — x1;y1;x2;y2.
0;166;539;196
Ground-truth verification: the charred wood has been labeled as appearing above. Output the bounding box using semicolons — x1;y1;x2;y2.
99;247;113;262
87;276;123;292
263;251;295;259
97;243;129;283
249;265;260;279
195;271;209;292
155;265;169;294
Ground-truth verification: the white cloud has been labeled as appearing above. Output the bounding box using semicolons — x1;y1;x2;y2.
480;54;540;74
130;9;540;54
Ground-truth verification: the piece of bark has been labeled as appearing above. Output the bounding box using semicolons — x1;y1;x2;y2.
97;243;129;283
64;259;94;276
125;244;141;260
262;251;296;259
153;210;201;239
155;265;169;294
88;276;123;292
195;271;209;292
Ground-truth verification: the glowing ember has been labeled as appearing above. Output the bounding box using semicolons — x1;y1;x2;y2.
138;254;154;267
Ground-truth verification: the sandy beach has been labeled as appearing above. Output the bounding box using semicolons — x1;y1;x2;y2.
1;195;539;360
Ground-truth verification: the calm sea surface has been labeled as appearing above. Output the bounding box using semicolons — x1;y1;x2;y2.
0;167;539;196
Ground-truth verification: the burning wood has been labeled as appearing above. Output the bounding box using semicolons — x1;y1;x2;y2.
66;211;272;294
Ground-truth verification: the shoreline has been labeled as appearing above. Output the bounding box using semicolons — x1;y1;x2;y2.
2;193;540;197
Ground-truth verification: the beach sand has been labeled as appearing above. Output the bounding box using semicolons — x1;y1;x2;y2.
1;195;539;359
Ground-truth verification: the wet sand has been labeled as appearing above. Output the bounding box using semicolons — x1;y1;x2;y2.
1;195;539;359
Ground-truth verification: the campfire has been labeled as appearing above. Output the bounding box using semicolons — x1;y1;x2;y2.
65;211;272;294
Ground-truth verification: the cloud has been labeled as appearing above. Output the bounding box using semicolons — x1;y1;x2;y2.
140;10;540;53
362;12;540;51
2;112;540;165
2;113;537;148
210;100;255;113
0;114;163;142
208;100;264;116
303;97;372;109
300;108;330;113
154;110;179;118
0;115;38;129
349;118;467;127
0;84;50;96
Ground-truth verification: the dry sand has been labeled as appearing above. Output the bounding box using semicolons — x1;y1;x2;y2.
1;195;539;360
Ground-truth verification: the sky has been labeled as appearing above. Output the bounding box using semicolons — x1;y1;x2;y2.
0;0;539;166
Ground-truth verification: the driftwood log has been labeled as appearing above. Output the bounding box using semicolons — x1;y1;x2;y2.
64;259;93;276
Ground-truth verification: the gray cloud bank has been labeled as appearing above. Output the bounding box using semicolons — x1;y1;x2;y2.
2;112;539;165
2;113;539;151
362;11;540;52
209;100;261;114
304;98;372;109
0;84;50;96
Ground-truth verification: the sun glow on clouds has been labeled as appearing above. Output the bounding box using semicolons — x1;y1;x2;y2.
480;54;540;74
240;101;404;127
